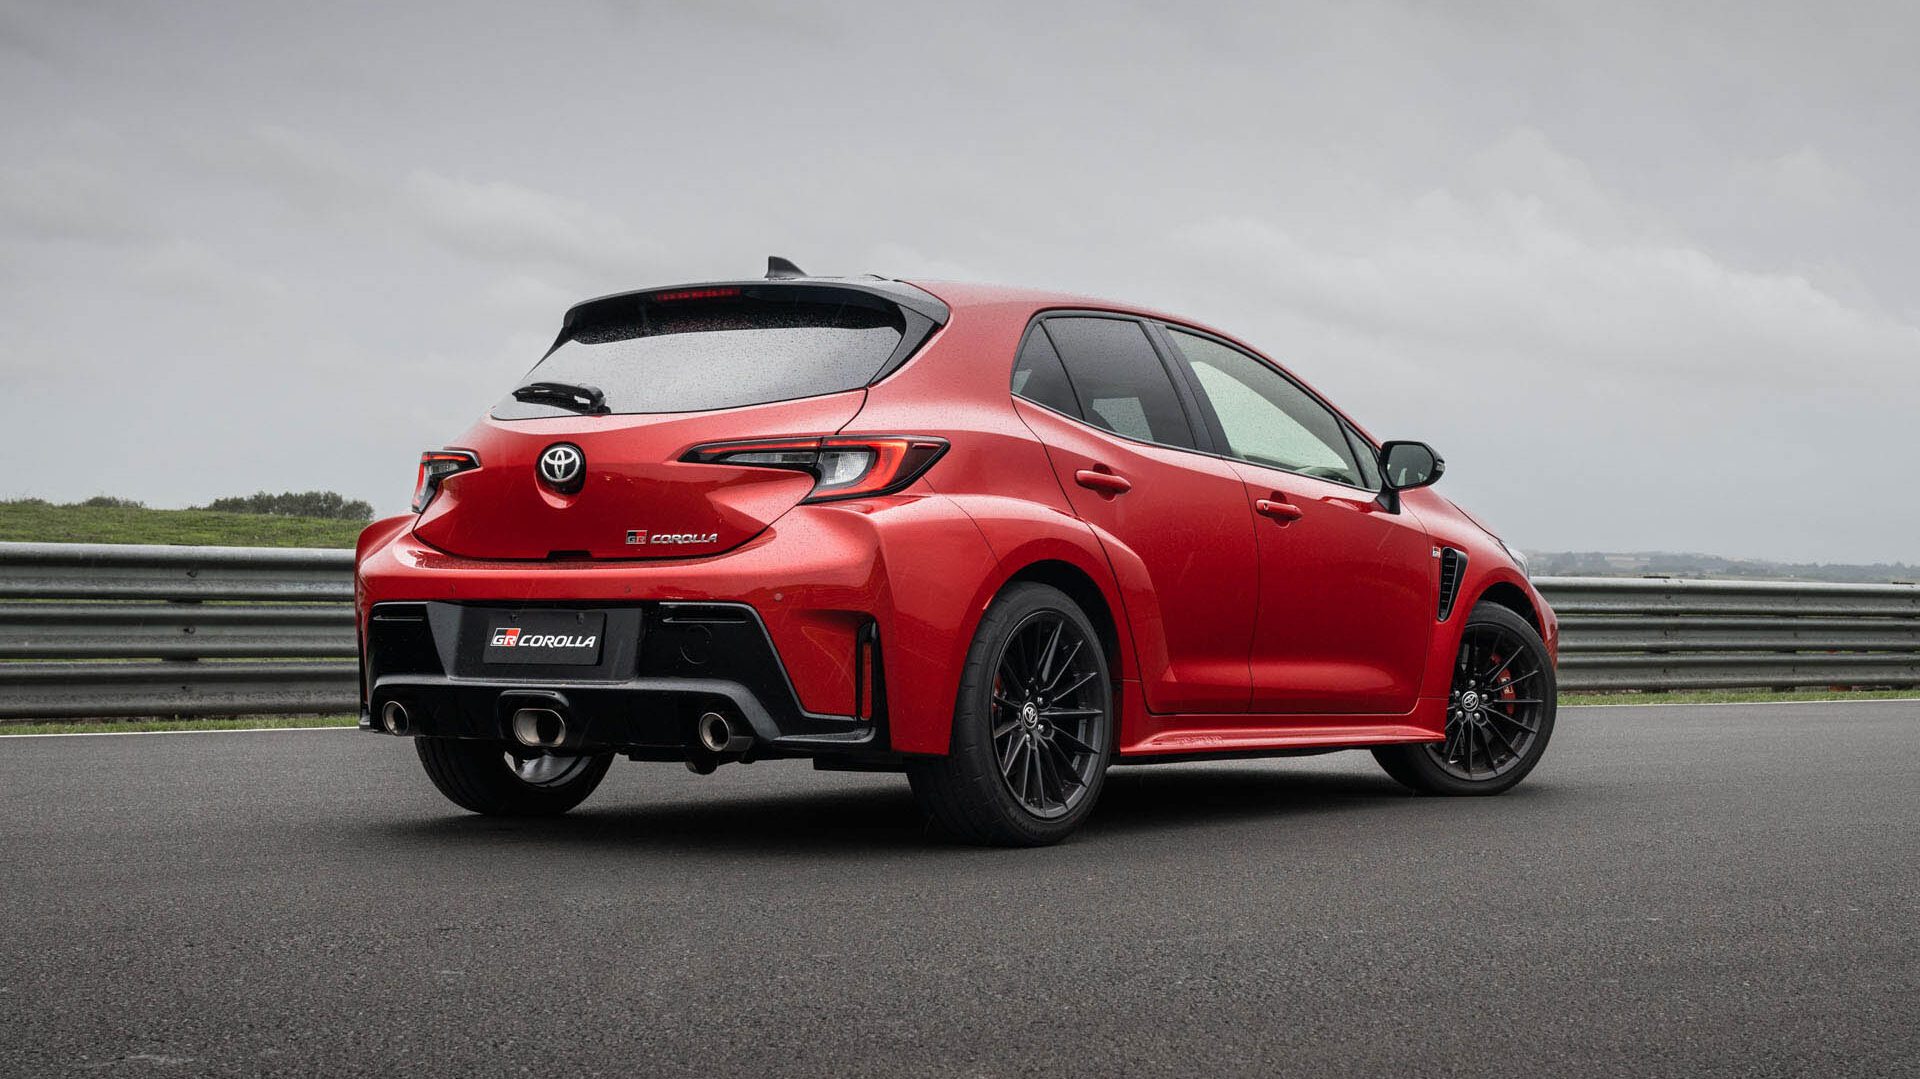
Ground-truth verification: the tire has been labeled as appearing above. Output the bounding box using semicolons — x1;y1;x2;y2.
908;582;1115;846
415;738;614;816
1374;602;1557;796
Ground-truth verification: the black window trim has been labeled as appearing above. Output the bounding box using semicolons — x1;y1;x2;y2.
1006;309;1388;497
1007;309;1221;457
1150;319;1385;495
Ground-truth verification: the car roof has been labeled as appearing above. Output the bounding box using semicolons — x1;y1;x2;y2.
562;271;1234;342
906;279;1252;349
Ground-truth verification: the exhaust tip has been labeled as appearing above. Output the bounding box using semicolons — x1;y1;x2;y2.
696;711;752;754
379;700;410;735
512;707;568;749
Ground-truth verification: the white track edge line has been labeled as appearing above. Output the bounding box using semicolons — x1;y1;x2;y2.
1;725;358;738
1566;697;1920;708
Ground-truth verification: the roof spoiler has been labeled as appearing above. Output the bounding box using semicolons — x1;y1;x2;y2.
558;264;949;328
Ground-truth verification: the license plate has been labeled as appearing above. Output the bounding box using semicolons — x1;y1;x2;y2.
482;611;606;666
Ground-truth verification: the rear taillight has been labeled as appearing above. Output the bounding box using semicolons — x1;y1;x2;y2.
683;436;948;502
412;450;479;513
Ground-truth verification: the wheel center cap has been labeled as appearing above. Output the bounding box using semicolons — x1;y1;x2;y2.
1460;690;1483;712
1020;702;1039;726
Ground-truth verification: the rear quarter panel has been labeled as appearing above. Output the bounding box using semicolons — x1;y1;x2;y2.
849;292;1142;750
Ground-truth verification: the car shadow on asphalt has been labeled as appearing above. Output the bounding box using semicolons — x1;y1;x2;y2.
373;761;1421;856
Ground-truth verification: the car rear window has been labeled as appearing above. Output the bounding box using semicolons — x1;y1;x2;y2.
493;289;907;418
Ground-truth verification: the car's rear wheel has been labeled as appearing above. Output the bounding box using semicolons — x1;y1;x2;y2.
1374;602;1556;795
415;738;614;816
908;582;1114;846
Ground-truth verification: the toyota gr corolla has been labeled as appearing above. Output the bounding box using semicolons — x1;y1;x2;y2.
356;258;1559;845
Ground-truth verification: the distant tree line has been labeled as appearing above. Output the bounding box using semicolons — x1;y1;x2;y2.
1529;550;1919;585
7;491;374;522
198;491;374;521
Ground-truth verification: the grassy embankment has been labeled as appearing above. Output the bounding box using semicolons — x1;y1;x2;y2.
0;501;365;733
0;499;364;547
1559;688;1917;707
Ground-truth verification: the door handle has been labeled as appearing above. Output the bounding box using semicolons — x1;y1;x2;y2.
1074;469;1133;496
1256;497;1304;522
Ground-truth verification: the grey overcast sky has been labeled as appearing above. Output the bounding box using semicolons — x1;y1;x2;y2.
2;0;1916;562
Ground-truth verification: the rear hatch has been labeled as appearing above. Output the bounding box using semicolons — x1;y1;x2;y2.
412;282;943;561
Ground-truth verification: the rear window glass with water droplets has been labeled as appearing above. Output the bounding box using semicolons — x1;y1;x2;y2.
493;290;906;418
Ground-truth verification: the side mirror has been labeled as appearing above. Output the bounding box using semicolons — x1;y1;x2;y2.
1380;440;1444;491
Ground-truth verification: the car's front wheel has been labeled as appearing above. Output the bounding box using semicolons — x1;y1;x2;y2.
415;739;614;816
908;582;1115;846
1374;602;1557;795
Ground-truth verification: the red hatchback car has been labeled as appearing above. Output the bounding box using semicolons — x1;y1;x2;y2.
356;259;1559;845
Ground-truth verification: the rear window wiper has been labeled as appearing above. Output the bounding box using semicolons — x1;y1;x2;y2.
512;381;610;415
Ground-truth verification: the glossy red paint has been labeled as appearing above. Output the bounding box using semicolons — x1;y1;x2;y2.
1232;461;1434;715
412;392;865;561
1014;399;1257;714
357;276;1556;759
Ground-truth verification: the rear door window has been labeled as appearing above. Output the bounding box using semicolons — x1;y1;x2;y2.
494;289;906;418
1041;317;1196;450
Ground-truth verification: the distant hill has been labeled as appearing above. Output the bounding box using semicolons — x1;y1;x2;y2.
0;499;367;548
1527;550;1919;585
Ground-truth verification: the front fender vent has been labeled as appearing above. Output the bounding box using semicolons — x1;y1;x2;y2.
1438;548;1468;622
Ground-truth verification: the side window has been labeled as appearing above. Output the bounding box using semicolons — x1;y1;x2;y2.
1343;426;1382;489
1042;317;1196;450
1010;325;1082;417
1163;327;1364;486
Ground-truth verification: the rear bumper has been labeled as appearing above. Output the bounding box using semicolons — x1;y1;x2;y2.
361;600;877;756
354;494;1003;756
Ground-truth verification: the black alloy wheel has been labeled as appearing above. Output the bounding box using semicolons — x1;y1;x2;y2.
1428;619;1549;781
416;738;614;816
989;609;1108;819
1374;602;1557;795
907;582;1115;846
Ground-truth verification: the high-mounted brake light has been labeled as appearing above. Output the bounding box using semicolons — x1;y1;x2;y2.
683;436;948;502
649;286;742;303
412;450;479;513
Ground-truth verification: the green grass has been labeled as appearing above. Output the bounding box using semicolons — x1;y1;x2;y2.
0;501;365;547
0;715;359;735
1562;688;1920;707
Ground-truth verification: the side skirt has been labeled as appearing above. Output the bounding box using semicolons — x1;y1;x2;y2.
1117;694;1447;759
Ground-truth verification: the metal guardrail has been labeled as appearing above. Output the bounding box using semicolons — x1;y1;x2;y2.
1;543;1916;720
1535;577;1920;692
0;542;357;720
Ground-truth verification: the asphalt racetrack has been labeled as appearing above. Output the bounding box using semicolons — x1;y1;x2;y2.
2;701;1916;1077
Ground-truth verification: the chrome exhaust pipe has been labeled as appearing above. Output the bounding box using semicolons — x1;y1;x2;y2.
379;700;410;735
511;707;568;749
695;711;752;754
